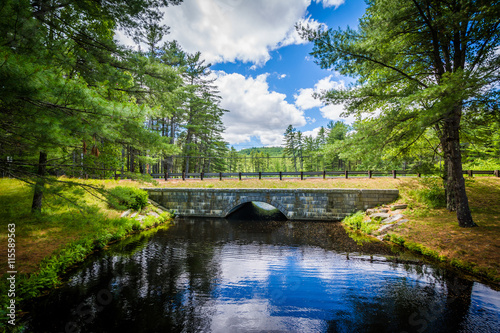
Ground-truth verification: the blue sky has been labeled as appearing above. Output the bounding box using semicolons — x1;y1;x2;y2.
123;0;367;150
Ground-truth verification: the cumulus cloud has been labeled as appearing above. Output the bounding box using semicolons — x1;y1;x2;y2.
295;75;356;123
215;72;306;146
302;127;322;138
294;88;321;110
161;0;321;65
278;16;324;48
294;75;345;110
314;0;345;8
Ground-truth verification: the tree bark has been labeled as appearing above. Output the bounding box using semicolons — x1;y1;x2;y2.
31;151;47;213
130;147;135;173
440;106;476;227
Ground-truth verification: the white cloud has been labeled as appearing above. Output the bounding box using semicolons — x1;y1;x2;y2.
294;75;345;110
216;72;306;146
294;88;321;110
278;16;324;48
294;75;356;124
320;104;356;123
161;0;315;65
314;0;345;8
302;127;322;138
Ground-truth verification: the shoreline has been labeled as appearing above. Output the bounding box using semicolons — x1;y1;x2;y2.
1;176;499;329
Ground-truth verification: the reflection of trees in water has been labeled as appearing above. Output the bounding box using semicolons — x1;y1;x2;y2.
25;221;224;332
229;219;398;257
24;218;480;332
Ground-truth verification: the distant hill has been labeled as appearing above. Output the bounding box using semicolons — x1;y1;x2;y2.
238;147;284;157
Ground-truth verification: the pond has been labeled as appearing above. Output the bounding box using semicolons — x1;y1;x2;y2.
22;217;500;333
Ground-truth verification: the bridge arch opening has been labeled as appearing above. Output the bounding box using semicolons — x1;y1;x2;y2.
225;201;288;221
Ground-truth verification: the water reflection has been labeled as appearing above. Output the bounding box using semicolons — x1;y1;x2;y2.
23;219;499;333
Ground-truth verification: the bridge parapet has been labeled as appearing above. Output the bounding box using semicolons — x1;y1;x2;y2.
144;188;399;221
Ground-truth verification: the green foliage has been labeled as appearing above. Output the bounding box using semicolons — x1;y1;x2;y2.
300;0;500;226
0;179;173;327
0;179;171;322
342;211;380;235
343;211;364;229
462;158;500;171
108;186;149;211
283;125;299;171
238;147;284;157
409;177;446;209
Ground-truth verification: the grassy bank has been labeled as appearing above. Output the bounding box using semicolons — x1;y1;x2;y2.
0;178;173;328
387;177;500;285
339;177;500;285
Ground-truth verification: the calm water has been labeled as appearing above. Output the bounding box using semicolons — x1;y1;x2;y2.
22;218;500;333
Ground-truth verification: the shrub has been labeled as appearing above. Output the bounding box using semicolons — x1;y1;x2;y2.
343;211;364;230
108;186;148;211
409;177;446;208
343;211;384;235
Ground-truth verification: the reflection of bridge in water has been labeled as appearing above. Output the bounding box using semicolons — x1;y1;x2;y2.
145;188;399;221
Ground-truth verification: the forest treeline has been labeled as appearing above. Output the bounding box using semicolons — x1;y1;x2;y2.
280;118;500;174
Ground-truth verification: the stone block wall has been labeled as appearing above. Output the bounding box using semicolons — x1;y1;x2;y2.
144;188;399;221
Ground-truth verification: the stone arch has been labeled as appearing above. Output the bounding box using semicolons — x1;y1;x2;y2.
222;196;290;219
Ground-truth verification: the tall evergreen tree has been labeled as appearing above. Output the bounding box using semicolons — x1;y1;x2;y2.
301;0;500;227
283;125;298;171
0;0;183;212
180;52;227;173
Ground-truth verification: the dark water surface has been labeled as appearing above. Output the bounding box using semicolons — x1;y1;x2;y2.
23;219;500;333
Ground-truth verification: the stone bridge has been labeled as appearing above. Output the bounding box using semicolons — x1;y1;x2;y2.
144;188;399;221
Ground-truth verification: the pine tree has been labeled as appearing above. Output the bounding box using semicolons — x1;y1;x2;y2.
301;0;500;227
0;0;183;212
283;125;298;172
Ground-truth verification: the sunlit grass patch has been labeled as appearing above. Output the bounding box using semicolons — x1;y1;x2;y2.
389;177;500;283
342;211;381;242
0;177;173;323
0;178;170;275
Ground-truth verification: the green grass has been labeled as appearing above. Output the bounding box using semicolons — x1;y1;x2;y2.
0;178;172;328
343;211;381;234
406;177;446;208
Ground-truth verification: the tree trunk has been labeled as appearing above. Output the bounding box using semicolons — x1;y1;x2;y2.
130;148;135;173
440;107;476;227
31;151;47;213
164;119;175;174
185;157;190;174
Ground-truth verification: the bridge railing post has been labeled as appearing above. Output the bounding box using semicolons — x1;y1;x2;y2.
239;172;242;181
300;171;303;180
165;172;169;181
182;172;185;181
219;172;222;181
323;170;326;179
345;170;348;179
392;170;396;179
368;170;372;179
201;172;204;181
279;171;282;180
259;172;262;180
